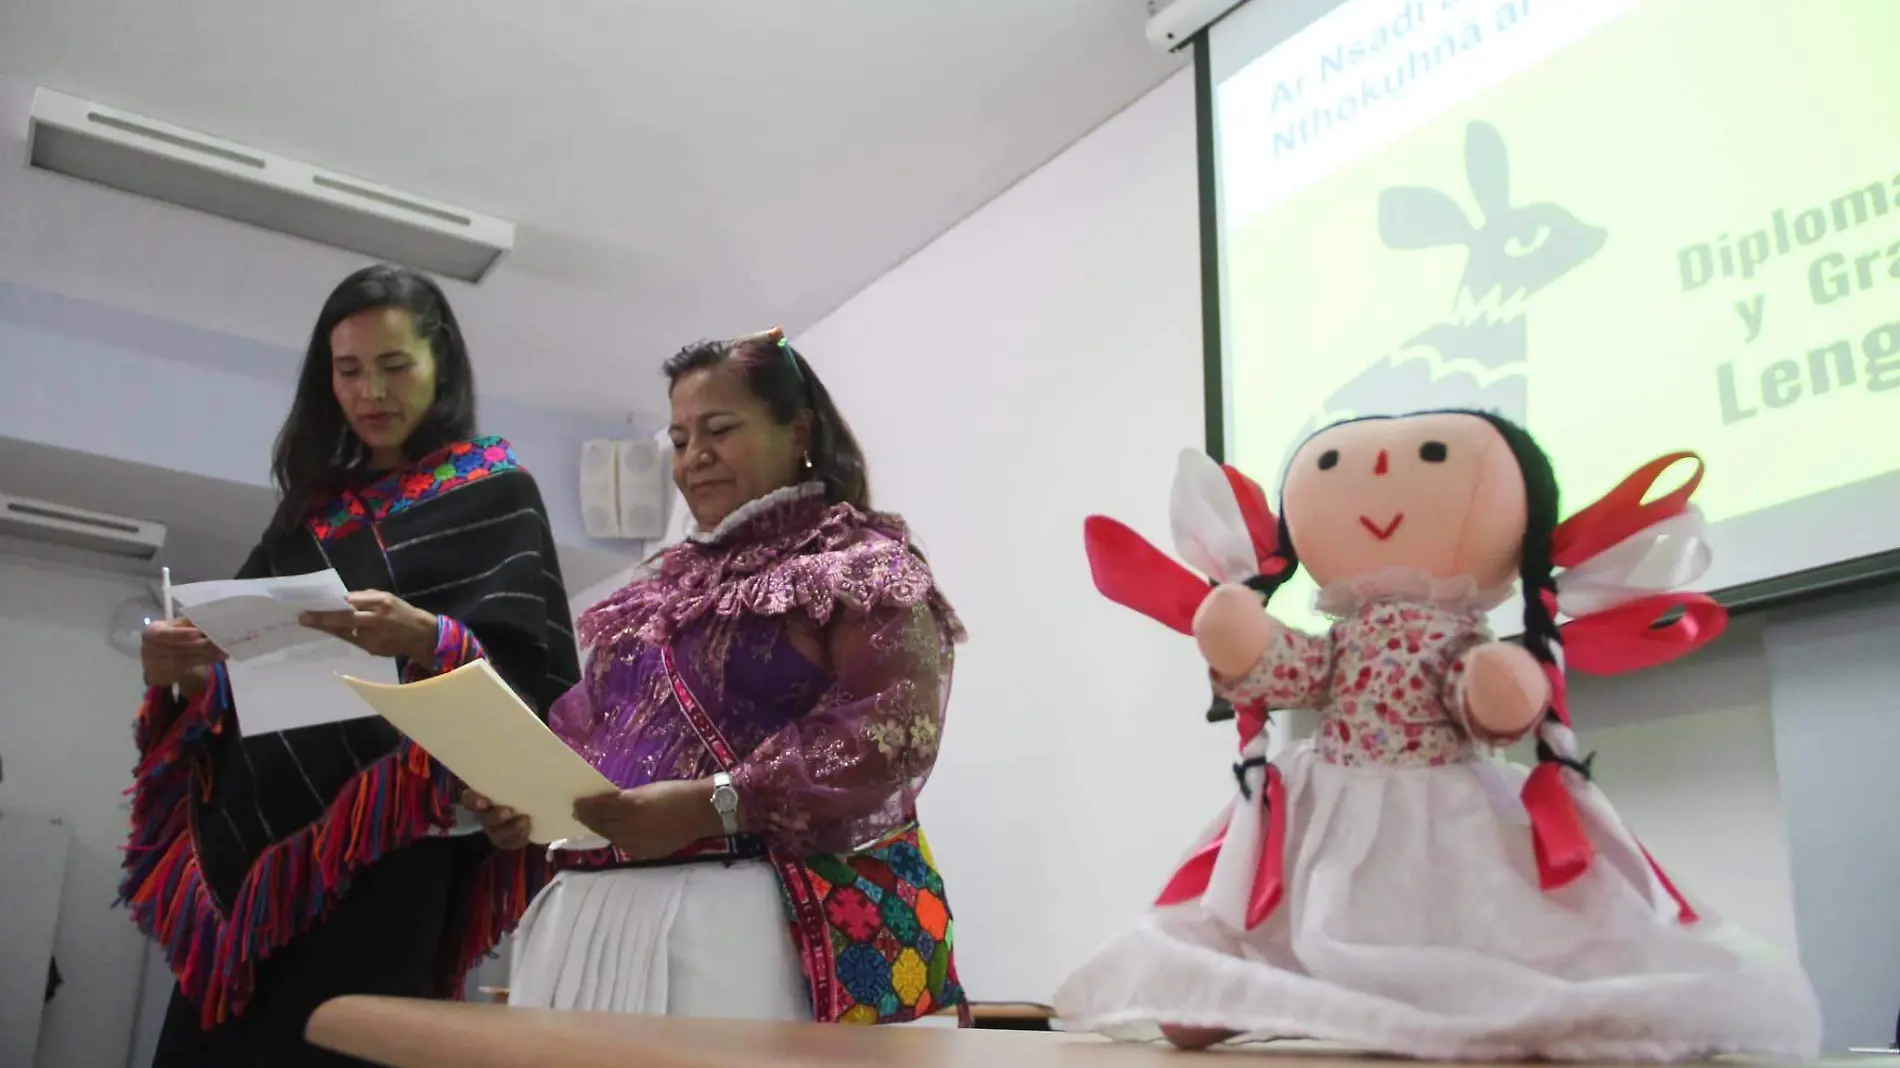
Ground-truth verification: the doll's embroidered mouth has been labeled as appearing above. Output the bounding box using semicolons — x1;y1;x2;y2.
1360;514;1404;540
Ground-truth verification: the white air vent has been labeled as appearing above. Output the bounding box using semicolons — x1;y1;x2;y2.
0;492;166;560
25;87;515;282
1146;0;1247;50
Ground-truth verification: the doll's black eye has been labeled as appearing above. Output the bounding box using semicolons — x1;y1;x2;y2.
1317;449;1339;471
1419;441;1448;463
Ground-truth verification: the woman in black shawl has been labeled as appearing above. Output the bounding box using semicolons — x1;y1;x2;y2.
126;265;582;1067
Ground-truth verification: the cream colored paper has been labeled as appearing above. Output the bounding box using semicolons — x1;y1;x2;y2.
340;660;617;845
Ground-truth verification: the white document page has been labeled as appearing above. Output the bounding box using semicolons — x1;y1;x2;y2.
340;660;618;845
171;569;396;736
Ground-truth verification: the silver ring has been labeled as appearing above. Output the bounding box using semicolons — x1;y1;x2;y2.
351;627;359;639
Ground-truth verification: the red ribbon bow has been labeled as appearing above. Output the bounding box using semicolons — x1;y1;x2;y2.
1153;760;1286;930
1081;460;1286;633
1551;452;1727;675
1523;452;1725;917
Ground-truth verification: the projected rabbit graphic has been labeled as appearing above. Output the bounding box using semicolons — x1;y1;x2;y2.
1281;120;1605;466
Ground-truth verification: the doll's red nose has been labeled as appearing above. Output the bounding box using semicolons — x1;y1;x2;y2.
1374;449;1390;475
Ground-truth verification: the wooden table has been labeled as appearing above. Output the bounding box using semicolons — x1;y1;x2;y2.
476;989;1054;1028
307;997;1877;1068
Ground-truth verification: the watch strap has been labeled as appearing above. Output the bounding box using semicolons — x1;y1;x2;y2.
711;771;742;838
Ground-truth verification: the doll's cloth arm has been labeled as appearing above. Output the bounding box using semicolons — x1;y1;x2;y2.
1443;636;1541;748
1215;625;1335;710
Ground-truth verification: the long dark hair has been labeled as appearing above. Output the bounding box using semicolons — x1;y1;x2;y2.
662;330;871;511
266;264;478;537
1241;409;1565;722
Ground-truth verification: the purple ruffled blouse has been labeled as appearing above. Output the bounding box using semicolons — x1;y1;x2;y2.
552;484;964;855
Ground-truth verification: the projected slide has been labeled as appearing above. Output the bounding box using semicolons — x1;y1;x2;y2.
1214;0;1899;620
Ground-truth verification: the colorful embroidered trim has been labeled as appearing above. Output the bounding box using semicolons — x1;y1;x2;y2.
402;615;483;683
120;676;456;1026
309;437;521;543
119;621;539;1027
552;834;766;874
773;831;964;1024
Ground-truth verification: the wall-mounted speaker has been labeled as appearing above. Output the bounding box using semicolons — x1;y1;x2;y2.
615;438;666;539
580;437;669;541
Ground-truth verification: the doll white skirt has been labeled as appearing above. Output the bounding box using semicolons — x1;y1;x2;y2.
508;861;809;1020
1053;746;1822;1061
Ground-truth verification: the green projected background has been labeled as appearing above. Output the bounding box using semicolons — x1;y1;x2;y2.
1221;0;1900;631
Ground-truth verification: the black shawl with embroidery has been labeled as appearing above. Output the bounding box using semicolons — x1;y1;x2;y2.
120;436;582;1027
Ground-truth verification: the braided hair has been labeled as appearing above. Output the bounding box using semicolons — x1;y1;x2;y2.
1457;411;1577;775
1460;412;1563;667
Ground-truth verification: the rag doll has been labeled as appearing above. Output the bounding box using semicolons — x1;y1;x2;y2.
1054;411;1821;1062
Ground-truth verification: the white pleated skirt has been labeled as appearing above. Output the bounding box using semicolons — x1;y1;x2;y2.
1055;747;1822;1061
508;860;810;1020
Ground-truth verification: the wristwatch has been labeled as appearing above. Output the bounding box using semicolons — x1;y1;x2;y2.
710;772;741;838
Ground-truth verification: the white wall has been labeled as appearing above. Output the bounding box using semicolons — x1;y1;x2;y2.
1765;588;1900;1049
1582;704;1800;955
796;69;1226;1001
0;559;150;1068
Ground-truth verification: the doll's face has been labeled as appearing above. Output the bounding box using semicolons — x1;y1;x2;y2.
1282;413;1527;590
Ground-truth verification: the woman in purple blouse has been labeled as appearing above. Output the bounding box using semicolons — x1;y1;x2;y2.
472;328;965;1021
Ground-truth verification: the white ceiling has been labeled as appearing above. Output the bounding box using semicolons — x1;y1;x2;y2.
0;0;1181;420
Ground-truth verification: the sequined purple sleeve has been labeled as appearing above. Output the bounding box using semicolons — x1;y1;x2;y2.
731;598;954;855
546;652;606;748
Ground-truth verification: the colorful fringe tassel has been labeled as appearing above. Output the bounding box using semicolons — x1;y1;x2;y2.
118;673;546;1028
441;846;550;994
